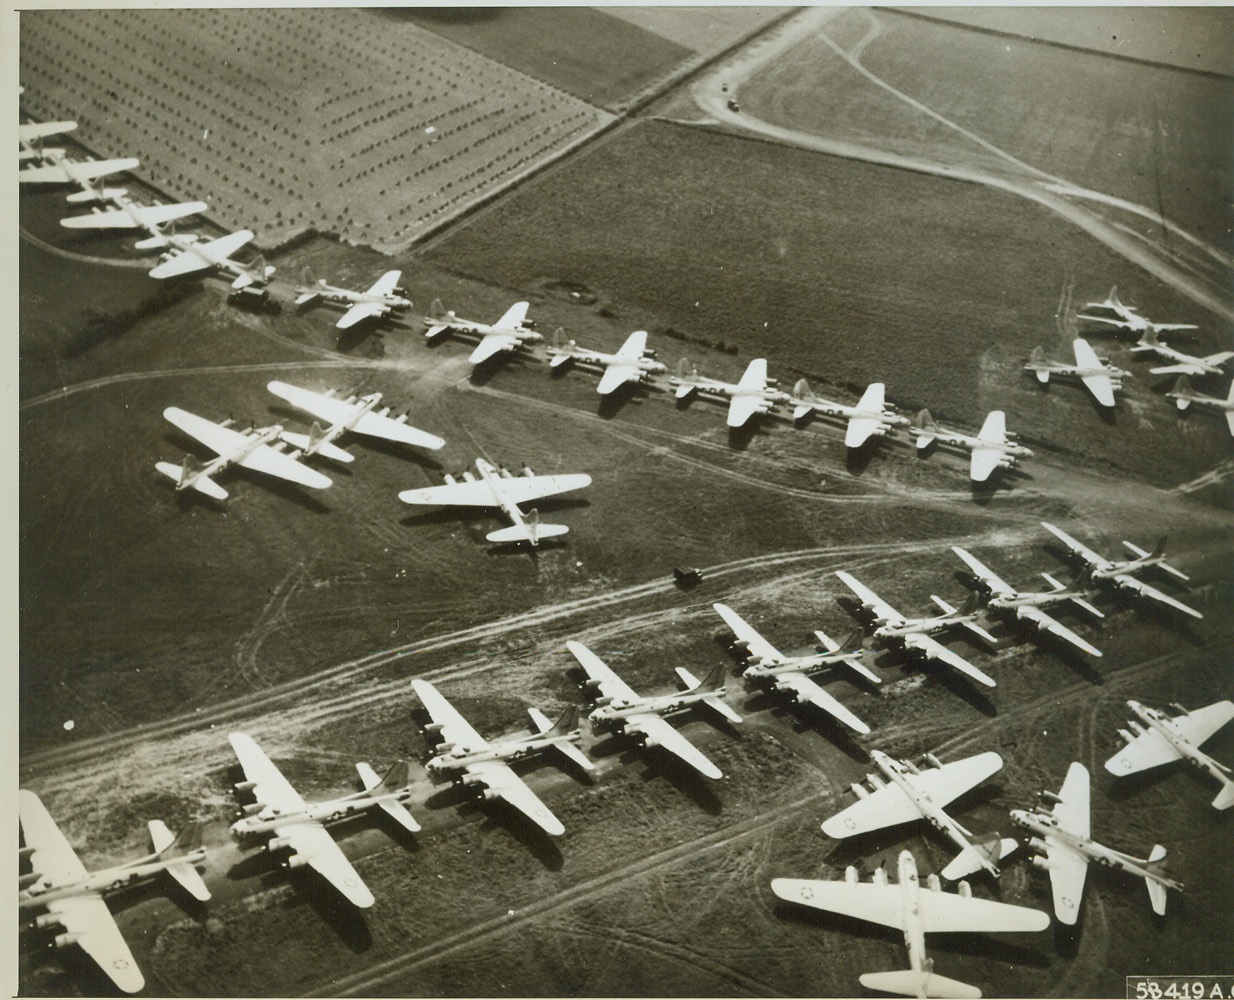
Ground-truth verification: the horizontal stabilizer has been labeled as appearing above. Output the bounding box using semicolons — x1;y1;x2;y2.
278;429;353;463
859;969;981;999
529;706;594;772
155;460;228;500
1213;780;1234;811
941;835;1018;880
486;520;569;546
676;665;743;723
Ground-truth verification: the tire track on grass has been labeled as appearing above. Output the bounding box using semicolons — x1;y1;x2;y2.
308;790;823;997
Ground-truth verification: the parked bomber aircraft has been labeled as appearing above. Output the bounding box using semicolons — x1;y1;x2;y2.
1168;376;1234;436
823;749;1017;879
713;602;875;734
772;850;1049;999
412;679;592;836
1040;521;1202;619
1024;338;1130;407
398;457;590;546
1131;328;1233;378
1011;761;1183;924
1105;699;1234;811
423;298;541;364
546;328;667;394
18;118;77;147
19;790;209;994
59;188;207;238
228;733;419;909
785;379;909;447
18;149;139;188
566;639;740;779
835;571;998;688
670;357;787;428
1077;286;1199;338
910;409;1033;482
267;380;445;460
294;267;411;329
951;546;1104;657
156;406;332;500
144;228;274;290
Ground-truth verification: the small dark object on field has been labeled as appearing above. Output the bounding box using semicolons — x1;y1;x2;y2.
674;566;703;587
228;286;276;313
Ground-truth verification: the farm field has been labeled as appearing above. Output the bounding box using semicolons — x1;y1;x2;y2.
19;8;611;251
18;7;1234;999
733;8;1234;255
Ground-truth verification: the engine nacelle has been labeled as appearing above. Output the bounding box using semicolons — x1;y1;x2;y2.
1169;702;1188;716
850;782;870;799
868;774;886;789
19;872;41;890
393;286;408;297
1038;790;1063;806
642;735;661;749
424;722;444;735
926;873;942;893
1030;855;1053;871
53;932;81;949
1118;728;1137;745
873;867;889;886
443;474;456;485
285;854;310;870
266;837;292;852
36;913;62;930
522;466;536;477
845;866;860;884
234;780;256;793
1029;837;1050;854
462;471;476;482
924;752;943;770
480;788;501;801
242;802;264;816
19;846;34;860
1129;720;1147;735
957;880;972;898
903;759;921;775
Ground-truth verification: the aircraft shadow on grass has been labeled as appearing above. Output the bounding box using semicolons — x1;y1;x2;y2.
475;802;565;872
284;870;373;953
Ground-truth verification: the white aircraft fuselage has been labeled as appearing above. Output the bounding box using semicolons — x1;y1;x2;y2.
891;852;934;985
1009;808;1182;891
230;792;408;841
589;686;724;727
870;751;999;877
19;849;208;909
424;733;580;776
873;614;963;641
310;283;410;313
180;424;282;489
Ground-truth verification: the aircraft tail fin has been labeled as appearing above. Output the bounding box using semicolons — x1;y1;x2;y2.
791;378;817;421
148;819;177;855
301;265;318;287
252;254;275;280
815;629;841;654
152;821;211;901
941;833;1018;880
676;664;743;723
1028;346;1050;382
353;761;421;832
155;457;229;500
860;966;981;999
912;408;937;448
1227;381;1234;404
530;705;594;771
427;297;449;322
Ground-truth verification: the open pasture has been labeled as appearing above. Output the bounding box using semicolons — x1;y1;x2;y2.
20;8;610;251
737;8;1234;255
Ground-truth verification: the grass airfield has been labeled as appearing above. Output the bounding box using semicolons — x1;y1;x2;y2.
19;7;1234;998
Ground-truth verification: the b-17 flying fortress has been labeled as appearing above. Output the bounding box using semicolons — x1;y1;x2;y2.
17;10;1232;996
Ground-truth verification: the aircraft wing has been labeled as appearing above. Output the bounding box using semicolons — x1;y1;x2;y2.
916;886;1050;933
772;878;905;930
596;362;637;396
712;603;781;663
726;393;767;428
275;821;374;908
774;672;870;734
150;229;254;279
49;895;145;993
616;330;648;361
20;156;138;184
1080;372;1118;408
61;200;207;229
835;571;902;624
19;120;77;142
488;472;592;506
951;546;1014;597
228;733;306;812
367;270;402;296
911;751;1004;804
270;382;442;450
163;406;250;458
1113;574;1203;619
737;358;768;391
1168;700;1234;747
336;300;388;329
1017;605;1102;657
496;301;530;329
18;790;88;886
565;640;640;704
977;410;1006;443
822;779;923;837
469;333;520;365
1053;762;1091;838
411;679;486;750
623;711;722;780
399;472;589;508
844;415;884;448
148;246;213;279
236;442;332;490
1045;838;1090;925
351;411;445;450
465;759;564;836
1040;521;1112;572
903;633;996;688
969;446;1004;483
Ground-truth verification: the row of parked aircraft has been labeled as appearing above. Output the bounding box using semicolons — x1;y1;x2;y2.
24;687;1232;993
